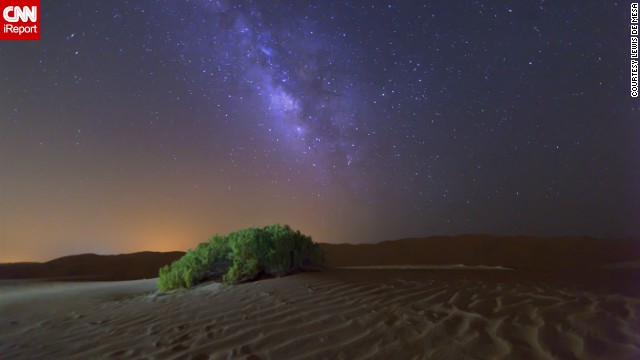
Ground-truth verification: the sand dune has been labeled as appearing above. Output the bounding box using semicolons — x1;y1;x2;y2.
320;235;640;271
339;264;515;270
2;235;636;281
1;236;639;359
0;252;184;281
1;269;639;359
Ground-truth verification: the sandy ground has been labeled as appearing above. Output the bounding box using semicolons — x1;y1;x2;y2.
1;268;639;360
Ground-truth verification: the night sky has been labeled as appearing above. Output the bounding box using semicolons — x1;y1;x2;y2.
1;1;639;262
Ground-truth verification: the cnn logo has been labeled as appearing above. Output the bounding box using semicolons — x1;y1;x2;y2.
3;6;37;22
1;0;40;40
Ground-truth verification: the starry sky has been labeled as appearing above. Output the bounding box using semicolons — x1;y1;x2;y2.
1;1;639;262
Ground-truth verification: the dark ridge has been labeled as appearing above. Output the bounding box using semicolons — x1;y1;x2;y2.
320;234;640;271
0;251;185;281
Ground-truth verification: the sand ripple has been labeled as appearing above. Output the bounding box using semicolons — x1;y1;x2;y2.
1;270;638;359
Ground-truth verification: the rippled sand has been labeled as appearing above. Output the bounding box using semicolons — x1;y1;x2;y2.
1;268;638;359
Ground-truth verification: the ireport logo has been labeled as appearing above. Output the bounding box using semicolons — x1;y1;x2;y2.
1;0;40;40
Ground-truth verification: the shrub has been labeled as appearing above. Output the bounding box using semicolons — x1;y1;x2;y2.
158;224;324;291
157;234;231;291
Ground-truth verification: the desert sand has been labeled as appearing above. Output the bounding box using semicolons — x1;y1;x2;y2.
1;236;639;359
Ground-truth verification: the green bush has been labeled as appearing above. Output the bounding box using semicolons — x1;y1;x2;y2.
158;224;324;291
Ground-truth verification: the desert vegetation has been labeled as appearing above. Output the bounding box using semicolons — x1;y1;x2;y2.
158;224;324;291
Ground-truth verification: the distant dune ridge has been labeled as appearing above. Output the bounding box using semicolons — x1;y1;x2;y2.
1;235;639;359
320;234;640;270
0;251;184;281
1;235;638;281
